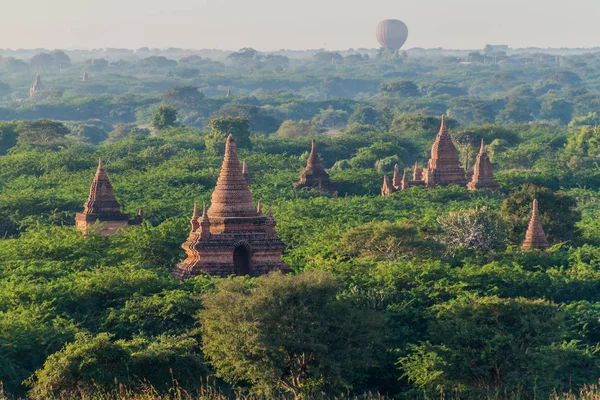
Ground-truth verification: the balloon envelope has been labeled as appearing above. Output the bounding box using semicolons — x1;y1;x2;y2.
376;19;409;50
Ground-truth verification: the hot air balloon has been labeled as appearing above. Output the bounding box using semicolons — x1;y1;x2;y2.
376;19;409;50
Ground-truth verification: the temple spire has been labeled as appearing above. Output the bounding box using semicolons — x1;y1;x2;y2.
200;202;210;237
381;175;394;197
242;160;251;185
257;199;262;214
413;161;422;181
307;139;321;167
208;135;257;220
467;138;498;191
401;168;410;190
82;71;89;81
522;199;549;251
82;157;121;215
226;87;231;97
392;164;401;189
191;202;200;232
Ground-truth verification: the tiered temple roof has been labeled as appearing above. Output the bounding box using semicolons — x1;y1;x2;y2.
293;140;337;196
467;139;499;191
75;158;141;235
522;199;549;251
173;135;289;279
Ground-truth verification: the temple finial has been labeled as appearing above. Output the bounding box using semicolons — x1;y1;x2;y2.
392;164;401;188
257;199;262;214
98;156;104;170
242;160;248;174
193;202;199;218
202;202;208;219
480;138;485;154
267;204;273;219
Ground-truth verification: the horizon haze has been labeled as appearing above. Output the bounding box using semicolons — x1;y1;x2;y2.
1;0;599;51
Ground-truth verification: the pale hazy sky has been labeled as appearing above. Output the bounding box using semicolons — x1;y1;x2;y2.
1;0;599;50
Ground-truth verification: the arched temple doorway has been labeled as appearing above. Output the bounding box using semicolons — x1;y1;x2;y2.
233;245;251;276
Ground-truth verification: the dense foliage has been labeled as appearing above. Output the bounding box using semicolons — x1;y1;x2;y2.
2;47;600;399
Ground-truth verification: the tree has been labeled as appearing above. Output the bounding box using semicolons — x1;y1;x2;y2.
315;106;349;129
107;124;150;142
30;53;55;70
213;104;281;134
495;98;535;124
205;117;251;154
379;80;420;97
138;56;178;68
275;120;321;138
199;272;382;399
339;220;442;260
152;105;179;130
348;106;379;126
49;50;71;68
162;86;205;109
0;81;11;98
500;184;581;245
27;333;206;399
313;51;343;63
540;97;574;125
16;119;70;146
447;97;497;125
0;121;19;154
437;207;505;255
399;296;578;397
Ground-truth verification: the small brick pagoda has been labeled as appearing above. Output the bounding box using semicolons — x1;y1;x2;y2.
522;199;549;251
75;158;142;235
382;116;498;196
467;139;499;191
294;139;337;196
173;135;289;279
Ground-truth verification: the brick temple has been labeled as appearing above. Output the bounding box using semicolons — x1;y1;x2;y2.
382;116;497;195
75;158;142;235
173;135;289;279
294;140;337;196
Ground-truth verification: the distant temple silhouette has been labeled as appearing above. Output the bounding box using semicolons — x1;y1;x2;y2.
173;135;289;279
29;74;44;98
75;158;142;235
382;116;498;195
